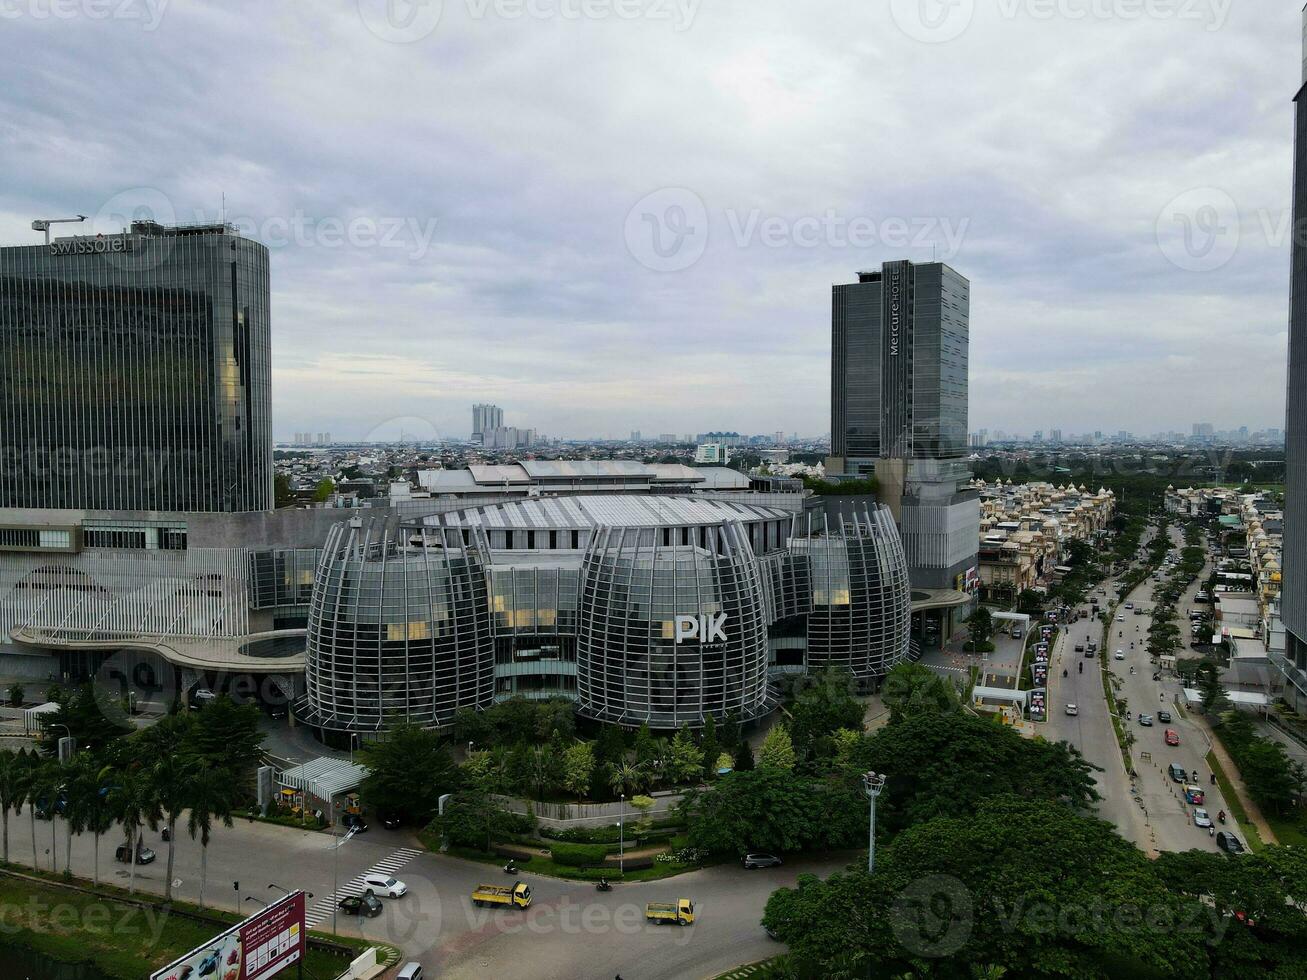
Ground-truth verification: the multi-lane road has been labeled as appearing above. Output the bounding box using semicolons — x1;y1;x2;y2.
7;803;844;978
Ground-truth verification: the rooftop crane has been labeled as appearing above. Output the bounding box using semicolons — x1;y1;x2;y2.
31;215;87;244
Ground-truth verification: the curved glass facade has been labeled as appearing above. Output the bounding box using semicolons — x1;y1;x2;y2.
576;521;770;727
303;521;495;731
300;496;911;735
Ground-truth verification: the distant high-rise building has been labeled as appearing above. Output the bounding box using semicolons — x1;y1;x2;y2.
774;431;785;445
630;430;642;442
472;404;504;442
827;260;979;594
694;442;730;465
1280;12;1307;711
1049;429;1063;444
0;221;272;512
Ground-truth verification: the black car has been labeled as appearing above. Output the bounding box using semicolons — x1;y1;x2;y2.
342;813;369;833
1157;710;1173;723
742;852;783;869
1216;832;1245;855
381;814;402;830
338;892;383;917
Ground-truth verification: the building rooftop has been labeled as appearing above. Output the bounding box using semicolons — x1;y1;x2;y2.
424;494;792;531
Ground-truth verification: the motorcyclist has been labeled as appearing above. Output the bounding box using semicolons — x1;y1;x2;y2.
504;861;517;874
1218;810;1226;824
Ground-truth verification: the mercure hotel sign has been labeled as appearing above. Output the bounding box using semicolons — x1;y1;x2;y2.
888;266;903;357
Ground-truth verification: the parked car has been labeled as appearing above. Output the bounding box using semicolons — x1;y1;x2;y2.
1193;808;1213;829
1165;730;1181;747
1158;710;1173;723
342;813;369;833
742;853;783;869
361;873;407;898
338;892;384;917
1074;644;1085;653
396;965;424;980
114;842;156;865
1065;704;1079;717
1216;832;1245;855
1168;763;1188;783
1011;629;1023;640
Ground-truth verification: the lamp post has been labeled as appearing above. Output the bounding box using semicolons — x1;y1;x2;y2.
330;823;357;936
862;771;887;875
619;793;625;874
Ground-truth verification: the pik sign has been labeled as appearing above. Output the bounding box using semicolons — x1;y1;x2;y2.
674;613;728;644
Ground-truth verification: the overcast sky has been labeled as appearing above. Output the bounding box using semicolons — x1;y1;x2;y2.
0;0;1296;441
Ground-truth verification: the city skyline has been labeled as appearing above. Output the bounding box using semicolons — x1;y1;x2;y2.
0;4;1296;441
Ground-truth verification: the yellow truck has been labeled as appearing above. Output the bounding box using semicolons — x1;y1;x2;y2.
646;899;695;926
472;881;533;909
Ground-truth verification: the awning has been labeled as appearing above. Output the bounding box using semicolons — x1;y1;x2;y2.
278;757;369;798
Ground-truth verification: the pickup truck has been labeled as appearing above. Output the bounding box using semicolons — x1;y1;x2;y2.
646;899;695;926
472;882;532;909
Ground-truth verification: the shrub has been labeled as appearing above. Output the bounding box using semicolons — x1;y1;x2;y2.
549;842;610;867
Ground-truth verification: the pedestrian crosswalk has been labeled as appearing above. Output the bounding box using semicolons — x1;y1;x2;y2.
304;846;423;929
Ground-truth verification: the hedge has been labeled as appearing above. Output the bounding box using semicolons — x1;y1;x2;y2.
549;842;609;867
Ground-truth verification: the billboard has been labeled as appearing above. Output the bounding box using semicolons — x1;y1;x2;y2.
151;891;306;980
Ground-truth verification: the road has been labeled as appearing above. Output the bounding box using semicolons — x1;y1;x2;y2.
4;805;844;979
1043;524;1235;855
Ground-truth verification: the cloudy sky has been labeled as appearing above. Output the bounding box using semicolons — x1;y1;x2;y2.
0;0;1295;441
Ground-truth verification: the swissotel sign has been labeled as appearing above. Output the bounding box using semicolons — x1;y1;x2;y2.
675;614;728;644
48;236;137;256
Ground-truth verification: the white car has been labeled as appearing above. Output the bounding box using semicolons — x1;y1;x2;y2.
1193;808;1212;829
361;873;408;898
1117;615;1126;622
1114;651;1125;661
1065;704;1078;716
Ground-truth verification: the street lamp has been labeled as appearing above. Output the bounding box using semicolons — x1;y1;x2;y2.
862;771;887;875
619;793;625;875
330;822;358;936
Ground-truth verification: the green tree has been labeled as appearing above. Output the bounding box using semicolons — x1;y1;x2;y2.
527;744;560;801
63;757;114;886
665;726;705;785
759;725;797;772
150;754;190;901
273;472;295;508
607;762;643;799
313;478;335;502
38;684;132;757
592;724;627;773
848;712;1099;833
1016;589;1046;616
560;742;594;803
357;723;459;824
733;741;755;772
186;761;234;908
633;723;657;767
698;714;720;779
682;768;830;855
1195;662;1229;715
0;750;23;864
966;606;995;650
6;683;23;707
533;700;576;742
765;797;1207;979
109;770;157;895
788;669;865;759
720;710;741;752
880;662;962;725
438;789;527;851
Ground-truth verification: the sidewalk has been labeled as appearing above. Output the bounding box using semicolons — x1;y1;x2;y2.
1191;710;1278;845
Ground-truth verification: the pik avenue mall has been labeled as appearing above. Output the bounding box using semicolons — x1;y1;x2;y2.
0;220;979;738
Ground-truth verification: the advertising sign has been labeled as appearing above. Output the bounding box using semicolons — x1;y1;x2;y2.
151;891;305;980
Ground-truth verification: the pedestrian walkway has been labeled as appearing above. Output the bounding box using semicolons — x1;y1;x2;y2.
1191;713;1278;846
303;846;423;928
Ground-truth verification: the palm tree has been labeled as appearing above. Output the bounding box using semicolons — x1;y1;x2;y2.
110;771;156;895
0;750;23;864
608;762;642;798
186;762;233;909
149;754;189;902
15;750;41;869
64;758;114;884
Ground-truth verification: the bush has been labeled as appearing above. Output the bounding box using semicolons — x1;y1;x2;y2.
549;842;610;867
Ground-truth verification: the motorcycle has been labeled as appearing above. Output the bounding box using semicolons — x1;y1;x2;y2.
596;879;612;892
1152;673;1160;682
503;863;518;875
1078;663;1083;674
1218;811;1226;825
1063;669;1068;677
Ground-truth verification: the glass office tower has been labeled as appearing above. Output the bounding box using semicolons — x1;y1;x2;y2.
1281;8;1307;708
0;221;272;512
831;260;970;463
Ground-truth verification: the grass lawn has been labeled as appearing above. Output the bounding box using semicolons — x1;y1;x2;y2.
0;866;380;979
713;958;791;979
1264;811;1307;848
421;835;708;883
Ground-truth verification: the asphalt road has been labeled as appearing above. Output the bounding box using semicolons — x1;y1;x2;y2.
3;806;847;979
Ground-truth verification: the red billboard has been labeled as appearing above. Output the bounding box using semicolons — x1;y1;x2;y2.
151;891;306;980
